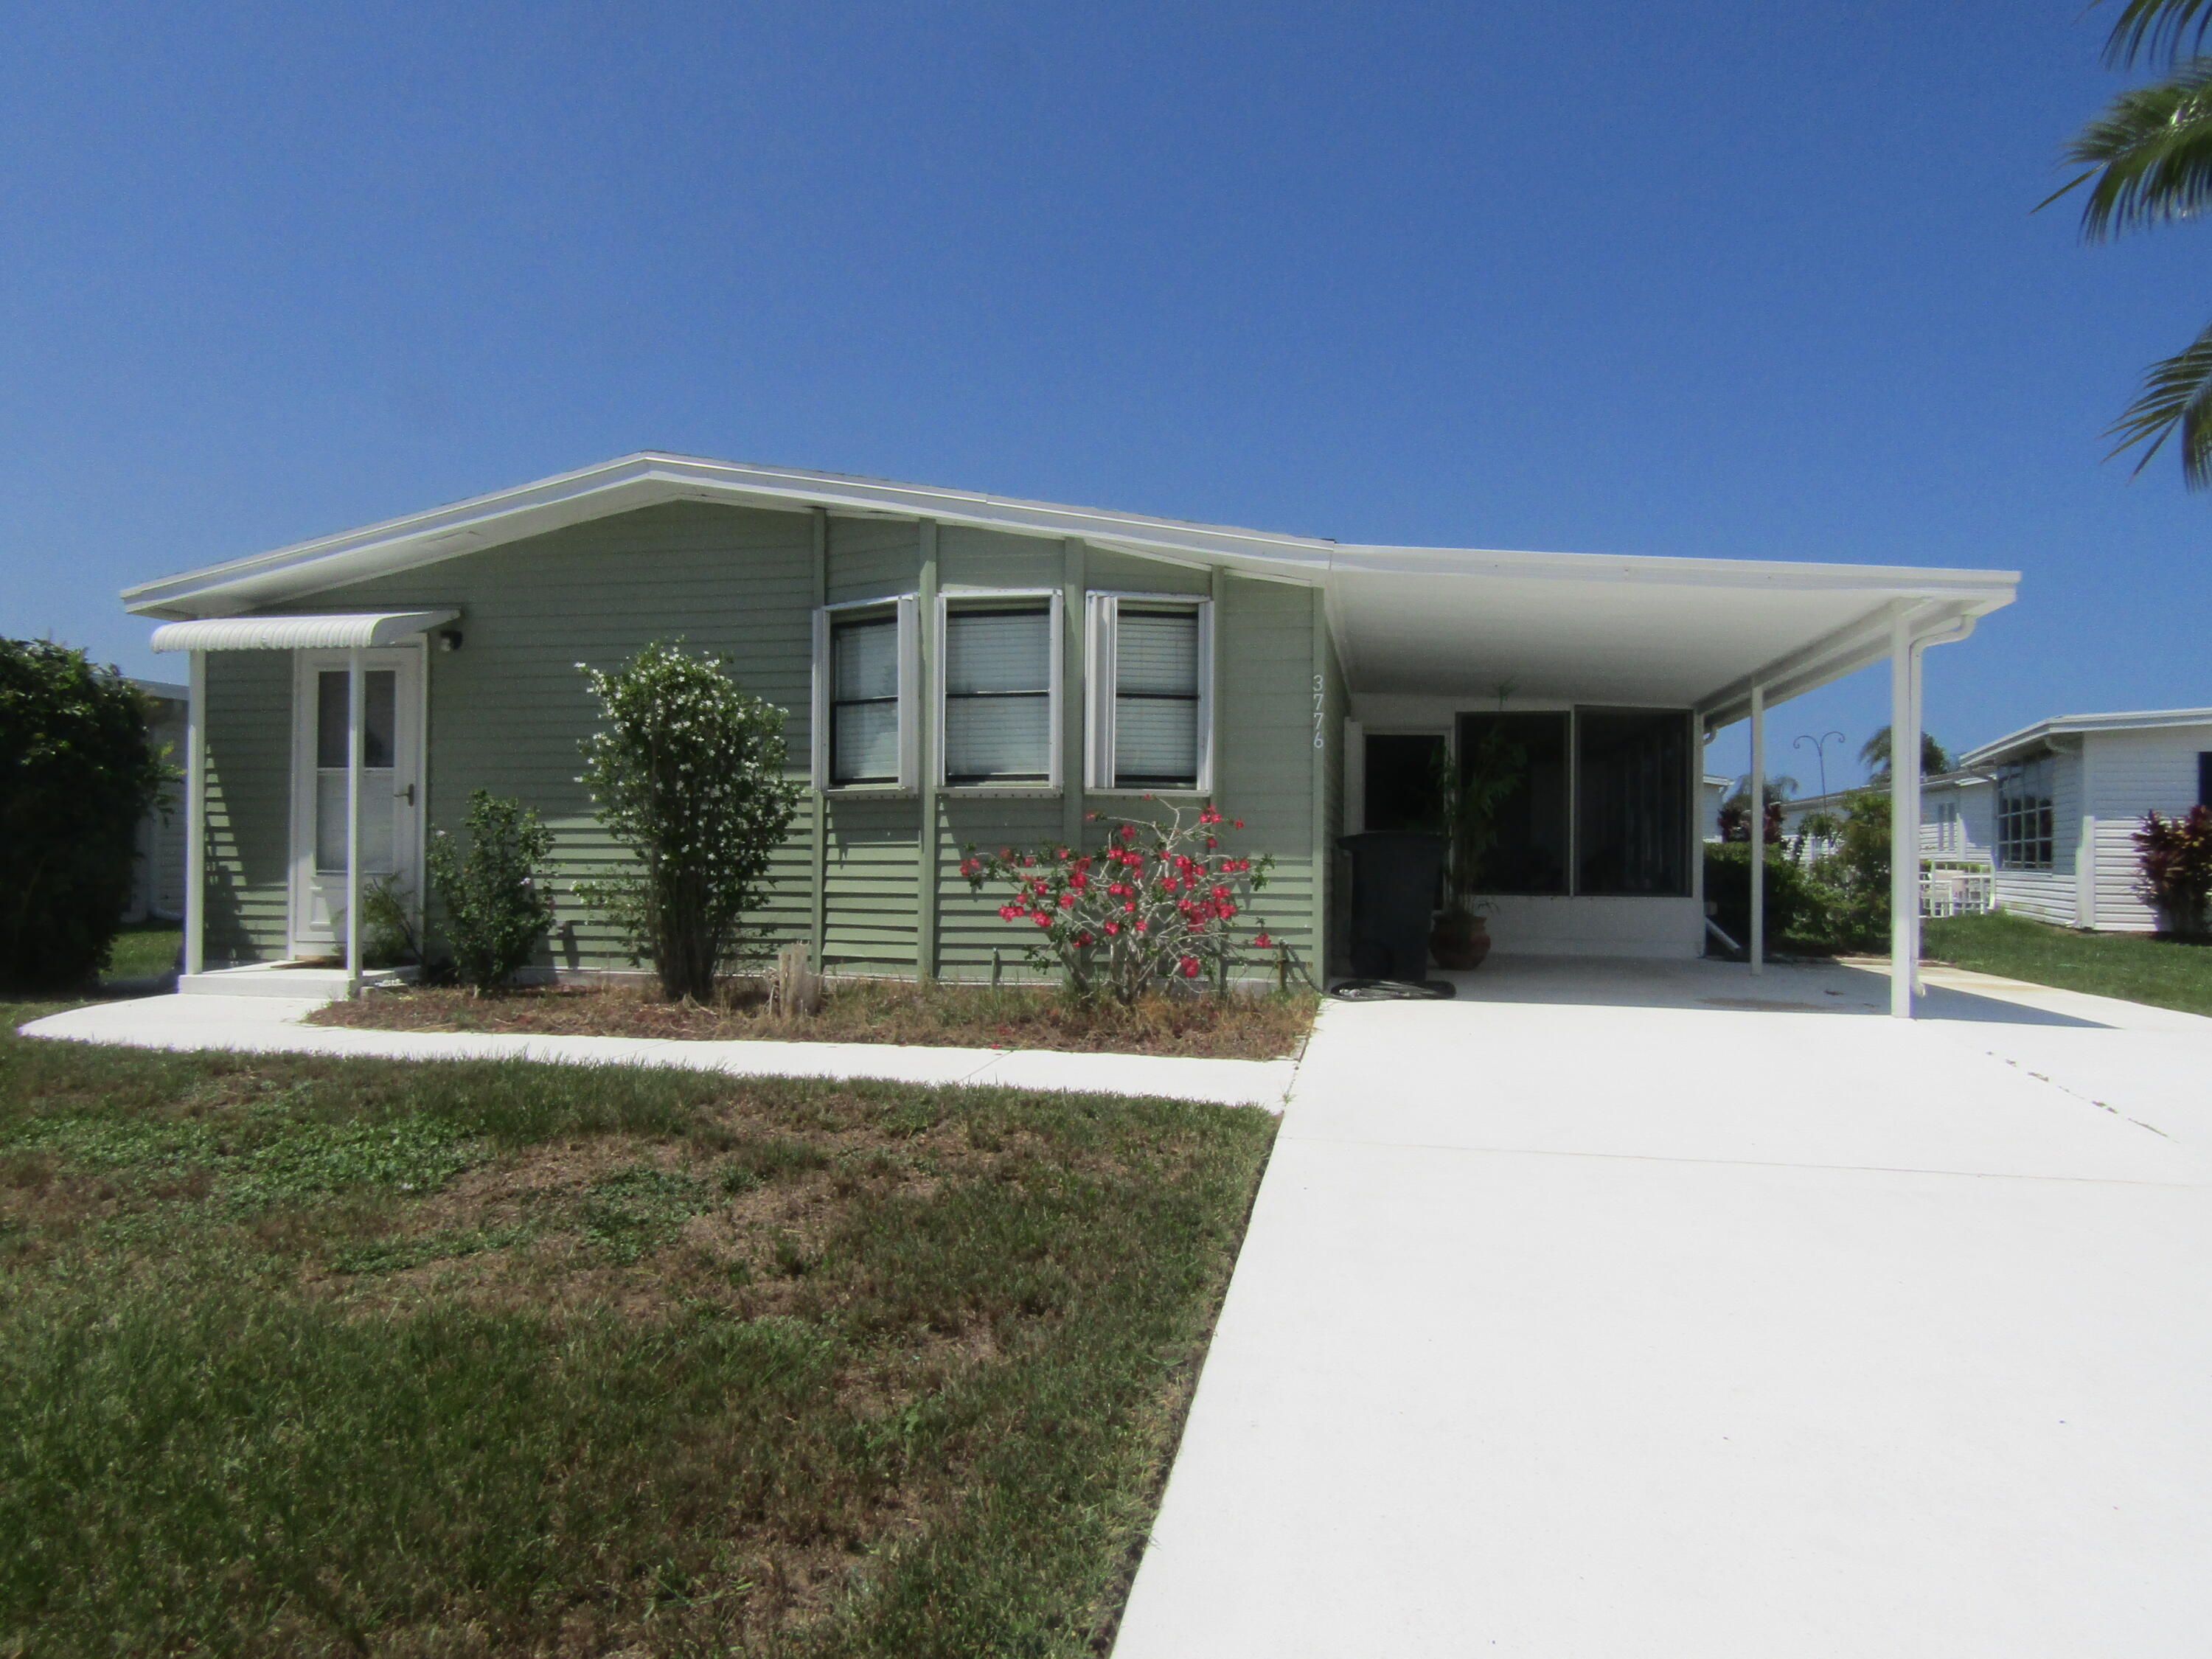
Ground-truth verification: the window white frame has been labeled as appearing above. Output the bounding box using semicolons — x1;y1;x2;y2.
1084;592;1214;794
1996;752;2056;870
934;588;1063;792
811;595;921;792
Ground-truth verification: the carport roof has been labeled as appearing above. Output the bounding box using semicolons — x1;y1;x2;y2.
120;452;2017;724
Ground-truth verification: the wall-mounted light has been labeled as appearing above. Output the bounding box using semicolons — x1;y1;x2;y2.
437;629;464;653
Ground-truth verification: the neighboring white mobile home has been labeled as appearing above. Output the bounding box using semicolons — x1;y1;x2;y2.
1780;708;2212;932
1959;709;2212;932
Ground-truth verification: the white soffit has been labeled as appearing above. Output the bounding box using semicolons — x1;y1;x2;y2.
148;611;459;652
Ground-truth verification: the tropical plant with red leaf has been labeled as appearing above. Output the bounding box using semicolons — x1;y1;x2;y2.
961;801;1278;1004
2135;804;2212;937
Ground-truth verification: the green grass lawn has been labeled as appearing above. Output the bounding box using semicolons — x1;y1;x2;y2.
0;997;1276;1657
102;921;181;981
1926;911;2212;1018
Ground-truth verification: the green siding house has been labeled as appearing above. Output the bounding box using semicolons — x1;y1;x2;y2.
126;454;2016;1006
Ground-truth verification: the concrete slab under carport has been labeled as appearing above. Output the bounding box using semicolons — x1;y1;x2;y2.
1112;956;2212;1658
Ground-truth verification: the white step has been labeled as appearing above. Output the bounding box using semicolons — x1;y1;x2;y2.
178;962;408;1001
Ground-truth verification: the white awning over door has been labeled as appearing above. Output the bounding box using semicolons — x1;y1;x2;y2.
149;611;458;653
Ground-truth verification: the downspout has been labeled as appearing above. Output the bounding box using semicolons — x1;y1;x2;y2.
1888;605;1977;1018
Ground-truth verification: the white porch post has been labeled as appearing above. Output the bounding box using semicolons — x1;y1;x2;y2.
1889;615;1922;1018
345;648;364;987
184;650;206;977
1748;683;1764;975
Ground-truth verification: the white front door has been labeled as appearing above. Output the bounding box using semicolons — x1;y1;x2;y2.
289;648;425;957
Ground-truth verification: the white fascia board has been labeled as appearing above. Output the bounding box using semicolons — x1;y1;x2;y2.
1961;706;2212;768
120;453;1341;617
1332;543;2022;600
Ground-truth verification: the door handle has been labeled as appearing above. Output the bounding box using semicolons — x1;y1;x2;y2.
397;784;417;806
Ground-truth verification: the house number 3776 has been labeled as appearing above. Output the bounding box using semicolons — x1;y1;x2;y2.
1312;674;1325;749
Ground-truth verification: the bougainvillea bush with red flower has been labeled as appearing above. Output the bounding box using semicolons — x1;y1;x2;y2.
961;802;1278;1004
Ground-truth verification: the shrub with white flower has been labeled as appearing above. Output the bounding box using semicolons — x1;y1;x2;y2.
576;641;799;1002
961;801;1276;1005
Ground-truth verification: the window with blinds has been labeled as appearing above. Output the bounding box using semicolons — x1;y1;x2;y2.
943;603;1054;785
1084;596;1211;793
830;614;901;785
1113;608;1201;788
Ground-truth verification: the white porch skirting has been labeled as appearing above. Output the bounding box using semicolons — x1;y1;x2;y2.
1476;894;1704;959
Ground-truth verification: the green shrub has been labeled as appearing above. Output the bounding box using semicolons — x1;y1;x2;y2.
426;791;556;992
577;642;799;1002
1809;787;1893;949
0;640;170;990
1703;841;1833;948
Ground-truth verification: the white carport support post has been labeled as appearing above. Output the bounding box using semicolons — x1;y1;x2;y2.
184;650;206;977
344;649;364;989
1748;684;1764;975
1889;615;1922;1018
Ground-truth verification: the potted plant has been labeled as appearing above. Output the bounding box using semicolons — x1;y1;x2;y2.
1430;723;1524;970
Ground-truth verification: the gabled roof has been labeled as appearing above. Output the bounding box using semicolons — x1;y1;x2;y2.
119;451;2020;721
1962;707;2212;769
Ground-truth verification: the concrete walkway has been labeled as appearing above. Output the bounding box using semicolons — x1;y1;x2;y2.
15;994;1297;1109
1113;956;2212;1658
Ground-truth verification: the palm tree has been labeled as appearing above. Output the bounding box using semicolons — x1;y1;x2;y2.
1859;726;1952;781
2048;1;2212;484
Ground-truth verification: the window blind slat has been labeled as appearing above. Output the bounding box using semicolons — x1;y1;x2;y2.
945;611;1049;695
1114;698;1198;782
947;697;1051;781
833;619;899;701
833;702;900;784
1115;613;1198;695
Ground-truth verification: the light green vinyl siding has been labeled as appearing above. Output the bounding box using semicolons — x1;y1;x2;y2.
939;525;1060;591
826;517;919;606
190;498;1326;984
1208;576;1320;975
201;651;293;964
1318;617;1349;975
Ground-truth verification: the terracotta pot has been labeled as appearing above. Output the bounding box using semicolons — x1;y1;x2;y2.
1430;910;1491;971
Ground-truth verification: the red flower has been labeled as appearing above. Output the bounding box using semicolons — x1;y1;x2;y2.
1033;912;1051;928
1059;892;1075;908
1104;921;1120;935
1134;919;1149;932
1254;931;1273;947
1122;902;1135;913
1233;818;1245;829
1211;884;1229;900
1206;836;1217;849
1076;931;1094;946
1179;954;1200;976
1119;824;1136;841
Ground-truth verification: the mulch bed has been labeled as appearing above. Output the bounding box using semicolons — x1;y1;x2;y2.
310;978;1315;1062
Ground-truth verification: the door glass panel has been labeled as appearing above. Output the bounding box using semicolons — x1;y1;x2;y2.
316;670;397;768
313;668;401;877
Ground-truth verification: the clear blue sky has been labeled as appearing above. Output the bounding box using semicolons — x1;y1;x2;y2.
4;0;2202;789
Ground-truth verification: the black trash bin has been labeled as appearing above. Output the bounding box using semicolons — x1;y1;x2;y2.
1338;832;1447;982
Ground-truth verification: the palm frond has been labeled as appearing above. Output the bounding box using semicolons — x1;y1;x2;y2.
2060;58;2212;239
2101;0;2212;68
2106;317;2212;487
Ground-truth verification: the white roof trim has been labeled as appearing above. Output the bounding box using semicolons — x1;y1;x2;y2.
148;611;459;653
118;451;2020;625
1961;706;2212;767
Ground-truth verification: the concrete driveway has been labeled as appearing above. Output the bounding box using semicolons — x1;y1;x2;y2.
1112;956;2212;1658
